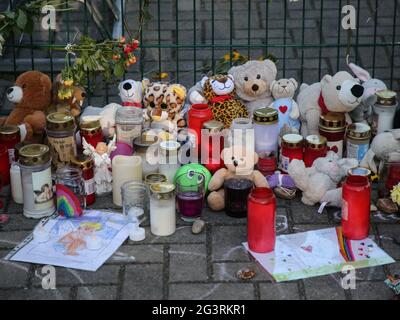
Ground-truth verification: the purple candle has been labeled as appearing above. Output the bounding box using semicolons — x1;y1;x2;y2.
177;191;204;221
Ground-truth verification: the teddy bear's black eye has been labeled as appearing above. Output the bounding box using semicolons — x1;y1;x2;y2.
244;77;248;81
336;86;341;91
161;103;168;110
256;74;261;79
231;156;235;160
150;102;155;108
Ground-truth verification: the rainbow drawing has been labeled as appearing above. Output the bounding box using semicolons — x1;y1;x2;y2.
56;184;83;218
335;227;355;262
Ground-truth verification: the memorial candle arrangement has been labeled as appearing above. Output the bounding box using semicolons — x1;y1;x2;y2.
149;183;176;237
175;172;205;221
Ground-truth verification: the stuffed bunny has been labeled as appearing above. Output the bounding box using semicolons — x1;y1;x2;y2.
348;62;387;123
288;152;358;207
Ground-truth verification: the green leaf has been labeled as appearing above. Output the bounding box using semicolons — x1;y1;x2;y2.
16;9;27;30
24;16;34;34
2;11;16;19
113;62;125;78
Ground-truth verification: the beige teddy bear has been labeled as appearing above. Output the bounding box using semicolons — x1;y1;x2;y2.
297;71;364;136
288;151;358;207
207;146;269;211
268;78;300;134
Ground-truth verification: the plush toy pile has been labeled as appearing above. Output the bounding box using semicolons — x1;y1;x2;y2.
1;60;399;240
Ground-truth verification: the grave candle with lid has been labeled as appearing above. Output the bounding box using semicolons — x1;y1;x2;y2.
149;183;176;236
279;134;303;173
80;120;103;149
201;120;225;174
253;108;279;156
115;107;143;147
188;103;213;152
373;90;398;135
303;135;327;168
346;123;371;162
0;125;20;163
158;140;181;183
319;112;346;159
70;154;96;206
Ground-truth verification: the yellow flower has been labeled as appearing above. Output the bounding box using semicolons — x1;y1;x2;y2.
223;50;241;62
390;183;400;205
160;72;168;79
63;79;74;87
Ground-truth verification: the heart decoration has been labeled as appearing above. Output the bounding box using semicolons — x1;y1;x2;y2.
279;105;288;114
328;145;339;153
301;245;313;253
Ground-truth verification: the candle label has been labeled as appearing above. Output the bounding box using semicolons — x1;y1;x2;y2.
7;148;15;163
32;168;54;211
48;136;77;168
327;140;343;159
342;199;349;221
84;178;96;195
280;154;290;172
346;141;369;162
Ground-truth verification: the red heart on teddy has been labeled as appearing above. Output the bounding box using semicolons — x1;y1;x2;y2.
279;105;288;114
328;146;339;153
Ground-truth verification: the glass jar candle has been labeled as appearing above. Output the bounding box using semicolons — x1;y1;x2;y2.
342;175;371;240
71;154;96;206
253;108;279;156
18;144;55;219
247;188;276;253
304;135;327;167
0;144;10;186
319;112;346;159
175;172;205;222
46;112;77;171
378;154;400;198
348;167;372;179
55;166;86;217
201;120;225;174
188;103;213;152
144;173;167;188
158;140;181;183
257;152;277;177
373;90;398;135
121;180;148;222
115;107;143;147
80;120;103;149
133;133;159;178
14;141;30;163
346;123;371;162
0;125;20;163
149;183;176;236
279;134;304;173
230;118;254;149
224;178;254;218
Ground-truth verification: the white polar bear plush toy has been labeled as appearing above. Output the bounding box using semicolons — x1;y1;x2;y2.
118;79;143;107
297;71;364;136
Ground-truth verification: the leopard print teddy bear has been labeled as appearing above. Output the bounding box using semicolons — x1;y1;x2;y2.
142;79;187;141
201;74;249;128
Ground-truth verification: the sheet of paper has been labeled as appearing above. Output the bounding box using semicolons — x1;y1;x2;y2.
243;227;395;282
6;210;132;271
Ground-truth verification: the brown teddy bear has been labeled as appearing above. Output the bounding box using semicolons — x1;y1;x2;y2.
48;74;86;118
207;145;269;211
1;71;52;142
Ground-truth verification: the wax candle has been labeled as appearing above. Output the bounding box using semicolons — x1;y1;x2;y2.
253;108;279;156
187;103;213;152
279;134;303;173
346;123;371;162
303;135;327;168
373;90;398;135
0;125;20;163
319;112;346;159
10;162;23;204
149;183;176;236
158;141;181;183
0;144;10;186
224;178;254;218
112;155;143;206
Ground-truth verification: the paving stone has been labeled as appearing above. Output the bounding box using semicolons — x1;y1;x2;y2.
123;264;163;300
303;274;346;300
212;225;250;262
169;283;255;300
290;199;331;224
0;287;70;300
355;265;387;281
259;282;301;300
0;259;29;288
349;281;394;300
76;285;117;300
143;225;206;244
0;231;30;249
377;225;400;260
0;214;39;232
107;244;164;264
213;262;273;282
169;244;207;282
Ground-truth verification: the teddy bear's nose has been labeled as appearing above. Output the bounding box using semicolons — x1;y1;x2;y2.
6;87;13;94
123;82;132;90
252;84;259;92
351;84;364;98
233;160;238;167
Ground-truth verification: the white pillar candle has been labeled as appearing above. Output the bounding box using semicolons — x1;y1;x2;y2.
10;163;23;204
158;140;181;183
112;155;142;206
149;183;176;236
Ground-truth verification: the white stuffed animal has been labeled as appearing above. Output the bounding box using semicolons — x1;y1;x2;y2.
118;79;143;107
348;63;387;123
288;151;358;207
268;78;300;133
297;71;364;136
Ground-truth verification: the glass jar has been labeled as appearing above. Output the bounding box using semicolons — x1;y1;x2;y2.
158;140;181;183
144;173;167;188
373;90;398;135
280;134;303;173
342;175;371;240
319;112;346;159
188;103;213;152
201;120;225;174
115;107;143;147
55;166;86;217
378;153;400;198
304;135;327;167
257;152;277;177
224;178;254;218
14;141;30;163
121;180;148;222
46;112;77;171
346;123;371;162
253;108;279;156
230;117;254;149
133;133;159;178
80;120;103;149
175;172;205;222
18;144;55;219
0;125;20;163
247;188;276;253
71;154;96;206
0;144;10;186
10;162;23;204
149;183;176;236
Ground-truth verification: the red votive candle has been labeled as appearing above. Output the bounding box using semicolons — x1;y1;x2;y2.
303;135;328;168
0;145;10;185
71;154;96;206
80;120;103;149
188;104;213;153
280;134;304;173
257;152;277;176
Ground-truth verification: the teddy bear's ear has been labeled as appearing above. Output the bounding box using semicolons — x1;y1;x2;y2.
264;59;277;78
321;75;333;86
289;78;298;90
40;73;51;90
270;80;277;92
200;76;209;88
348;62;371;82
